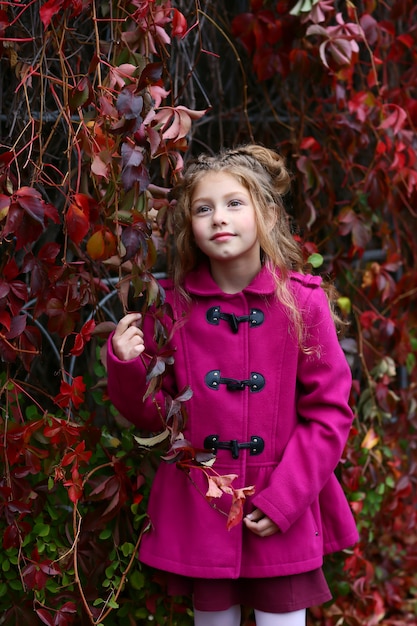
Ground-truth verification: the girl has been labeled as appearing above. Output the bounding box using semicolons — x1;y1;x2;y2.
107;145;358;625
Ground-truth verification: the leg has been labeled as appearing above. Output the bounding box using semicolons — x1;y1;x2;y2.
254;608;306;626
194;605;241;626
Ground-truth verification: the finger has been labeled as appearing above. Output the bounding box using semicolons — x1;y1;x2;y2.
245;508;264;522
113;313;142;337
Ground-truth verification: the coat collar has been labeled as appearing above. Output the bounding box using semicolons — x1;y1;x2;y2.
183;262;322;297
183;262;277;297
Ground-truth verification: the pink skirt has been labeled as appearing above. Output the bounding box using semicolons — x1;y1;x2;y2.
166;568;332;613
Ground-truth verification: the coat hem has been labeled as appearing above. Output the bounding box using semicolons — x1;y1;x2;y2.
138;551;325;579
323;530;359;555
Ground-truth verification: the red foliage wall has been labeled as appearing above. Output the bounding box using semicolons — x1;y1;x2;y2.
0;1;416;624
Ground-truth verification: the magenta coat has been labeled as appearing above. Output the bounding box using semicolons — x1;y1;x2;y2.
107;263;358;579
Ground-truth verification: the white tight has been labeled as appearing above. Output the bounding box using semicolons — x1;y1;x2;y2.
193;606;306;626
254;608;306;626
193;606;241;626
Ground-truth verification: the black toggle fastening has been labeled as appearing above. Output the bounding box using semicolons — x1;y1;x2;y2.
204;434;265;459
205;370;265;392
206;306;264;333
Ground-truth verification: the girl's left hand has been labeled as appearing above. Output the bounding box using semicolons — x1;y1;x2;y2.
243;508;280;537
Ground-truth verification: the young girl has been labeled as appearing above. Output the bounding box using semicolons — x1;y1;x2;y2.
107;145;358;626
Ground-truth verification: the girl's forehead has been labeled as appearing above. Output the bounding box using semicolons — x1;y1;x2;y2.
191;170;248;194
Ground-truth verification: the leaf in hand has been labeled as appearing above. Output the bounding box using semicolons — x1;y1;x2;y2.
227;485;256;531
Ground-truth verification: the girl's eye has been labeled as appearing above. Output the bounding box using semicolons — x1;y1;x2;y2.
229;200;242;207
195;205;211;214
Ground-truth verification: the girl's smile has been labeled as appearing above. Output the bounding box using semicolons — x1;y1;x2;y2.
190;171;261;272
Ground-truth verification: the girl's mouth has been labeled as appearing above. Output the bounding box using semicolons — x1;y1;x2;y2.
211;232;235;241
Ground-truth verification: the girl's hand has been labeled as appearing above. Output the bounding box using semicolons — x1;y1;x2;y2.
112;313;145;361
243;508;280;537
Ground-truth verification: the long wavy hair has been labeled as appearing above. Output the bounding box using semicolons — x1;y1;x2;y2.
170;144;336;346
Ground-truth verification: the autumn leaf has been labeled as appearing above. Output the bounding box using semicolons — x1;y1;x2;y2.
134;429;170;447
117;86;144;121
338;206;371;251
108;63;139;89
361;427;379;450
91;150;113;179
61;440;92;467
86;227;117;261
63;466;83;503
227;485;256;531
379;104;407;135
54;376;86;409
171;9;188;38
205;474;238;500
39;0;65;29
14;187;45;225
69;76;93;111
205;476;225;499
153;106;207;141
70;319;96;356
65;200;90;244
121;142;150;191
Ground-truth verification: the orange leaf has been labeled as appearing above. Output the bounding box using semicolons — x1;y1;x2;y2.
86;228;117;261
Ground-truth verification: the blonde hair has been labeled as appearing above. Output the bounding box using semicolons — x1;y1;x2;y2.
171;144;310;344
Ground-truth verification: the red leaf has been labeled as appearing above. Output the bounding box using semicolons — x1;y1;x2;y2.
70;319;97;357
5;314;27;340
54;376;86;409
172;9;187;38
227;485;256;531
379;105;407;135
64;467;84;503
14;187;45;224
3;524;20;550
0;193;11;216
137;62;164;90
39;0;64;29
65;202;89;245
35;608;54;626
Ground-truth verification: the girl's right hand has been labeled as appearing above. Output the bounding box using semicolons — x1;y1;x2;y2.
111;313;145;361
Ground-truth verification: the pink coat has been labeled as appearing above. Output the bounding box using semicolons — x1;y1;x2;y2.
107;264;358;578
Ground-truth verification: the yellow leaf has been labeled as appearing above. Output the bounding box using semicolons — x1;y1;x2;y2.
361;427;379;450
134;429;170;447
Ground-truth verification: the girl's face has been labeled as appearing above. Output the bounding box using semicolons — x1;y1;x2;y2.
190;171;261;270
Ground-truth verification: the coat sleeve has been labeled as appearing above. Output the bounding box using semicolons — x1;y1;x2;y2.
106;315;178;431
252;284;354;533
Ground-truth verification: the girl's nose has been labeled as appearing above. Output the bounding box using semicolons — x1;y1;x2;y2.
212;207;228;225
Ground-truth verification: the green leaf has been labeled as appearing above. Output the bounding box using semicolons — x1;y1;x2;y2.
129;570;145;590
107;596;119;609
33;523;50;537
337;296;351;316
121;542;135;557
307;252;323;268
99;528;112;540
9;579;23;591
